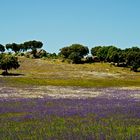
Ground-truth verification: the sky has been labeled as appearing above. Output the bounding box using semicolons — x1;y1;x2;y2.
0;0;140;53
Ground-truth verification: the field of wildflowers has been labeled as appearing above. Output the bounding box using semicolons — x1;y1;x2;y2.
0;86;140;140
0;57;140;139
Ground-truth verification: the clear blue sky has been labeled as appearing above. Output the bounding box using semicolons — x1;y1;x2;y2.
0;0;140;53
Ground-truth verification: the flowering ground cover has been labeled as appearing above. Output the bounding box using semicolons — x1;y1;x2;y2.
0;86;140;140
0;55;140;139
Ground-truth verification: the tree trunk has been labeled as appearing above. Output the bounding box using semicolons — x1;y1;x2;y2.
5;69;8;75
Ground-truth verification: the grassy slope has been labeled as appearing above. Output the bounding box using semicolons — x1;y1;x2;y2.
1;57;140;87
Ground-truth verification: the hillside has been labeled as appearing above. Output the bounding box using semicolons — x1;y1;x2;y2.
1;57;140;87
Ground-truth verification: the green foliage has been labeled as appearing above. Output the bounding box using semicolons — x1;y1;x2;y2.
23;40;43;51
0;54;20;74
131;62;140;72
108;51;119;63
0;53;4;60
4;40;44;58
68;52;82;64
21;42;31;52
0;44;5;52
96;46;110;61
125;51;140;71
124;46;140;53
91;46;140;71
91;46;122;62
46;53;58;59
6;43;21;53
60;44;89;63
23;40;43;57
5;41;43;57
59;47;71;58
91;46;102;56
106;46;120;62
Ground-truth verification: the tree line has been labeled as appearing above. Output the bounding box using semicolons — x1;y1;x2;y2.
0;40;44;75
0;40;43;56
59;44;140;72
0;41;140;74
91;46;140;72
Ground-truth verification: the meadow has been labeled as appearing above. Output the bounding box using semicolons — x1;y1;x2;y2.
0;57;140;140
2;57;140;87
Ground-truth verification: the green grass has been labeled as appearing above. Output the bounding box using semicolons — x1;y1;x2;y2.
4;77;140;87
1;57;140;87
0;115;139;140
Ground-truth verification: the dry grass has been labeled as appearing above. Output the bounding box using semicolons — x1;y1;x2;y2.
1;57;140;87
